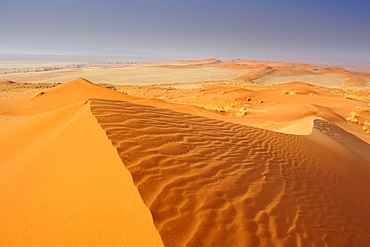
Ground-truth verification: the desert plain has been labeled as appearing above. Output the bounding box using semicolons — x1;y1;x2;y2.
0;58;370;246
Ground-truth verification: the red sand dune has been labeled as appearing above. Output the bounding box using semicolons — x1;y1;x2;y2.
1;77;370;246
0;101;163;246
232;64;274;82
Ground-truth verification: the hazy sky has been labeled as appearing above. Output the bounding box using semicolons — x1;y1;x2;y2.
1;0;370;63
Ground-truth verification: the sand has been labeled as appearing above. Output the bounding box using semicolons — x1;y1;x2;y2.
92;99;370;246
0;100;163;246
0;60;370;246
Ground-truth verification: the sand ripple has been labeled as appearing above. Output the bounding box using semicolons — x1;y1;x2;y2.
91;98;370;247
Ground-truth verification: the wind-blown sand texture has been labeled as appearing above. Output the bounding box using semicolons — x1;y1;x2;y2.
1;61;370;246
91;99;370;246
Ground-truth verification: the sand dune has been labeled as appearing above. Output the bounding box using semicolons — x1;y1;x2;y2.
0;78;139;116
91;98;370;246
1;70;370;246
0;78;225;120
113;80;370;143
0;101;163;246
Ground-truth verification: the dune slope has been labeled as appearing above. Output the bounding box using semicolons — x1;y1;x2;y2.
0;101;164;246
91;98;370;247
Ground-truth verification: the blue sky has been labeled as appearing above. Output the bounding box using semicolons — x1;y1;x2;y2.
1;0;369;63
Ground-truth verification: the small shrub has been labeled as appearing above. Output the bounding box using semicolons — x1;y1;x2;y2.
346;112;360;124
265;120;278;125
362;120;370;131
356;106;369;113
158;96;170;101
202;105;231;113
236;109;249;117
215;105;225;112
34;91;45;97
345;95;368;101
283;90;298;95
165;87;176;92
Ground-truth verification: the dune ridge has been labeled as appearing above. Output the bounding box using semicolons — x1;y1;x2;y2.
91;98;370;247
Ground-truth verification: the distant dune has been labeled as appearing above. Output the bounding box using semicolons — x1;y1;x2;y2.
1;59;370;246
1;58;369;87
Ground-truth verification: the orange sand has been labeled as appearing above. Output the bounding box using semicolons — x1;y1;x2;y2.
1;62;370;246
0;95;163;246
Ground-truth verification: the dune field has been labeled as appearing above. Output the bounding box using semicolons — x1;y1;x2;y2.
1;59;370;246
